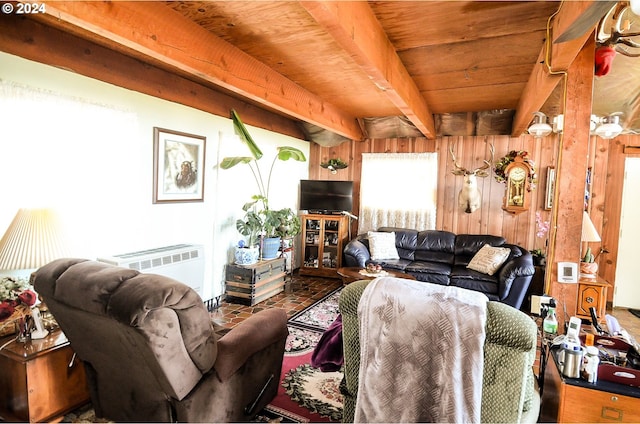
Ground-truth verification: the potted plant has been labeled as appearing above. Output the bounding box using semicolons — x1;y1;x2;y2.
221;110;306;260
273;207;302;240
530;249;546;267
580;246;598;277
234;203;262;265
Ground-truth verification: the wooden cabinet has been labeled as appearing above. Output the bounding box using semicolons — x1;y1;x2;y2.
577;277;610;323
0;330;89;422
540;347;640;423
300;214;349;278
225;257;286;305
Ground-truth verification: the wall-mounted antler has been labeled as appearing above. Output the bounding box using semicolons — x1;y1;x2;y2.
449;142;495;214
449;142;494;177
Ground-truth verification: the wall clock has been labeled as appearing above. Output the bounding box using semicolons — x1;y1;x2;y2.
502;156;532;214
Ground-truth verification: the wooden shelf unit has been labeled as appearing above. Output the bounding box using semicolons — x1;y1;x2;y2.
300;213;349;278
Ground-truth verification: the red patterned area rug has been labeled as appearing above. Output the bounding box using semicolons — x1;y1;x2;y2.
264;325;343;423
288;288;342;332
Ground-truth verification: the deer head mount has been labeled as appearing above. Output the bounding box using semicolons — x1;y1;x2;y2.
449;142;495;214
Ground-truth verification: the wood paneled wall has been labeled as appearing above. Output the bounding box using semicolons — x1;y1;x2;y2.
310;133;640;304
310;135;556;251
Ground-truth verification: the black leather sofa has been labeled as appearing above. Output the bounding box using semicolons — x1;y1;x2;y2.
343;227;535;309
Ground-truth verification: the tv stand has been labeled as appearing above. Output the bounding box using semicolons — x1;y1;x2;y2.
308;209;342;215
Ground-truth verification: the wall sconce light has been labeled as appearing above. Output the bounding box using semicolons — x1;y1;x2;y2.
528;112;553;137
594;114;623;139
552;114;563;133
590;115;599;133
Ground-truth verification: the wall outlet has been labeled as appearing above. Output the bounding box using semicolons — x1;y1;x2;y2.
530;295;553;315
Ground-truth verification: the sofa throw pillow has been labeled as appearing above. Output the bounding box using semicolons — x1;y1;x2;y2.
367;231;400;260
466;244;511;275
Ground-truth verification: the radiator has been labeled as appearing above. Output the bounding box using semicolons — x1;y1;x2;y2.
97;244;205;298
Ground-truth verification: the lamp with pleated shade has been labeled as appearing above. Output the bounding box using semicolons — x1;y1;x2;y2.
0;208;70;273
580;211;601;278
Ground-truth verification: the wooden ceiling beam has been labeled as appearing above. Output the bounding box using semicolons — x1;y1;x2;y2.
300;1;436;139
34;1;363;140
512;1;598;136
0;16;304;140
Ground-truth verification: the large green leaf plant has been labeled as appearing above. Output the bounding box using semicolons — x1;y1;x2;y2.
221;110;306;242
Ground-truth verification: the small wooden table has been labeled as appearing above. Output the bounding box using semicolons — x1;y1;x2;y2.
337;266;417;284
0;329;90;422
540;345;640;422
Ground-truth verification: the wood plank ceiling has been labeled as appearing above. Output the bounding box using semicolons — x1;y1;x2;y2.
23;1;640;144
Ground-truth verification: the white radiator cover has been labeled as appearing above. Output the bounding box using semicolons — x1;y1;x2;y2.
97;244;205;298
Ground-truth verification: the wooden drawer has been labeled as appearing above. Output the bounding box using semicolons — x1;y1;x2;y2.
576;278;609;322
562;384;640;422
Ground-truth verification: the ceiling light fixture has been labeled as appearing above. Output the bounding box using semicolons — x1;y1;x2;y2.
594;114;623;139
528;112;552;137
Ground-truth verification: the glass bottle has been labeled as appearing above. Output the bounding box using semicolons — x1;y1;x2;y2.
543;307;558;335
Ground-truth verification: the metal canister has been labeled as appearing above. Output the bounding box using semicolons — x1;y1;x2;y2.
560;341;583;378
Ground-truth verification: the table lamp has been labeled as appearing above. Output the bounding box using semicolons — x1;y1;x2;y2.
580;211;601;278
0;208;71;339
0;208;70;273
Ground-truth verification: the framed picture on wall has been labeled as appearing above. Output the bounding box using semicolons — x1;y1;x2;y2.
585;167;592;211
544;166;555;210
153;127;206;203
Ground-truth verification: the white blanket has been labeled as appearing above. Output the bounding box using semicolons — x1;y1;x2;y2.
354;277;488;423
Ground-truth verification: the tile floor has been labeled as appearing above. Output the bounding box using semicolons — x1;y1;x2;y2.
212;272;640;343
211;274;343;329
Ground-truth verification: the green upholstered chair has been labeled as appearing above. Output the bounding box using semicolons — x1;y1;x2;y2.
339;279;539;423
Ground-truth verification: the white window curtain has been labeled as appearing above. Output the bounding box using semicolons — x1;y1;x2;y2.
358;153;437;233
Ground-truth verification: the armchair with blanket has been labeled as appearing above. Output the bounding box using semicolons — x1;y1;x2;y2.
339;278;540;423
32;258;288;422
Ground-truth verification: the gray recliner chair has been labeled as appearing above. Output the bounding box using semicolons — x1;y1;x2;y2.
32;258;288;422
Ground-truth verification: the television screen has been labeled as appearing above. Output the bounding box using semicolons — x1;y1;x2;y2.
300;180;353;213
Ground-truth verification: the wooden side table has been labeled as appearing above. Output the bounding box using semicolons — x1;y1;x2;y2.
540;346;640;422
576;276;610;323
0;329;89;422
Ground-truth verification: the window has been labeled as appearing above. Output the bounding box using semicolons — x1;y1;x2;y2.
358;153;437;233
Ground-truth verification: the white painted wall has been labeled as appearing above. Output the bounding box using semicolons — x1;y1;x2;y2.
0;52;309;300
